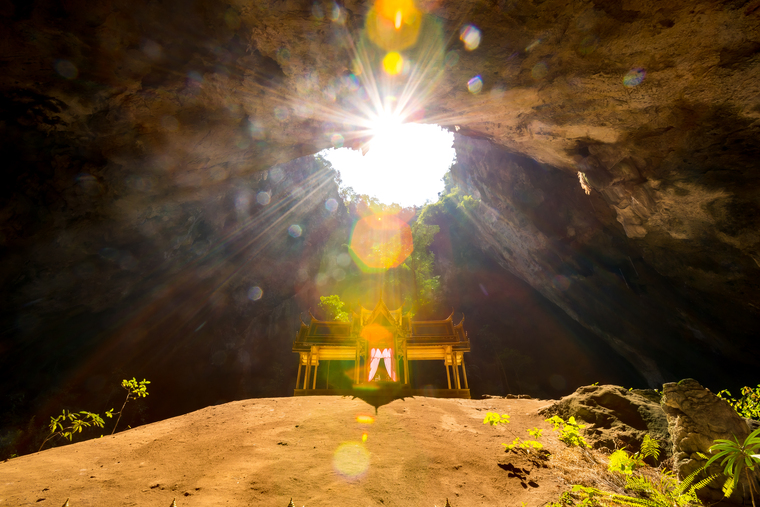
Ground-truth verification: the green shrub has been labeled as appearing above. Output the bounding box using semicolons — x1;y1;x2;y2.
39;410;105;452
529;427;544;438
111;378;150;435
482;413;544;453
609;449;642;475
547;415;589;448
503;436;543;451
35;377;150;454
483;412;509;426
717;385;760;420
704;426;760;504
318;295;349;322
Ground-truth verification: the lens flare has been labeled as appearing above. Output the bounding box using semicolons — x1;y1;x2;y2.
247;286;263;301
459;25;481;51
336;252;351;266
382;51;404;75
578;35;599;56
362;324;394;348
356;415;375;424
288;224;303;238
257;191;271;205
55;59;78;79
331;133;345;148
367;0;421;51
623;68;646;87
333;442;370;478
312;2;324;19
531;62;548;80
349;213;413;272
467;75;483;94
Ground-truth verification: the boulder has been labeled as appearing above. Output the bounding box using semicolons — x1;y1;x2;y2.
661;378;759;505
539;384;670;458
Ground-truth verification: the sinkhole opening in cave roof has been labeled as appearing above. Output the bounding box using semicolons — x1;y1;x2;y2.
318;121;456;208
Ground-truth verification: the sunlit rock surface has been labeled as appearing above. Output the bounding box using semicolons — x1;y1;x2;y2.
662;379;758;504
538;384;670;456
1;0;759;455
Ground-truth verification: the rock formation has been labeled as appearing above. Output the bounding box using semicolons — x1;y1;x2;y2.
539;384;670;456
661;378;758;504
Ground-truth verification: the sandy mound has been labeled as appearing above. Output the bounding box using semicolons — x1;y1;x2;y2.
1;396;567;506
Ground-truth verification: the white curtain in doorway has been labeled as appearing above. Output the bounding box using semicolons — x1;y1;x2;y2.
368;347;394;381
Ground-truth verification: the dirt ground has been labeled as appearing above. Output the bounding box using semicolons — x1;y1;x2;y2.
0;396;568;507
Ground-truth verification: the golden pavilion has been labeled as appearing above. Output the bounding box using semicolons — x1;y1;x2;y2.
292;300;471;398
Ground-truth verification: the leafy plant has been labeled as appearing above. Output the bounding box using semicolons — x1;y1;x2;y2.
568;469;715;507
641;435;661;462
403;220;440;314
111;378;150;435
609;435;661;475
717;385;760;420
615;469;715;507
529;427;544;438
458;194;479;211
318;295;349;322
568;485;608;507
609;449;643;475
704;426;760;507
483;412;510;426
504;436;544;451
483;413;544;452
39;410;105;452
547;415;589;448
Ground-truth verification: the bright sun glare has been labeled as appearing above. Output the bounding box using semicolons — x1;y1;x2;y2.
318;119;455;208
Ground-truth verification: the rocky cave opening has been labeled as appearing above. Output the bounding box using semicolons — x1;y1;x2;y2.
1;0;759;459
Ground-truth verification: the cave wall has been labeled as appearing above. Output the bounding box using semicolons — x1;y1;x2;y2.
452;135;758;388
0;153;351;454
1;0;759;452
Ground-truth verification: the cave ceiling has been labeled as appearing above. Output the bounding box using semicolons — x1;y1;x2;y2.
1;0;759;420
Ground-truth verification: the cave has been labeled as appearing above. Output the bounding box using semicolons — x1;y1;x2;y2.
1;0;759;458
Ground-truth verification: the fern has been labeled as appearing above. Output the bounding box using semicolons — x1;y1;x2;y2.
609;435;661;475
571;469;715;507
641;435;660;462
615;469;715;507
570;485;608;507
